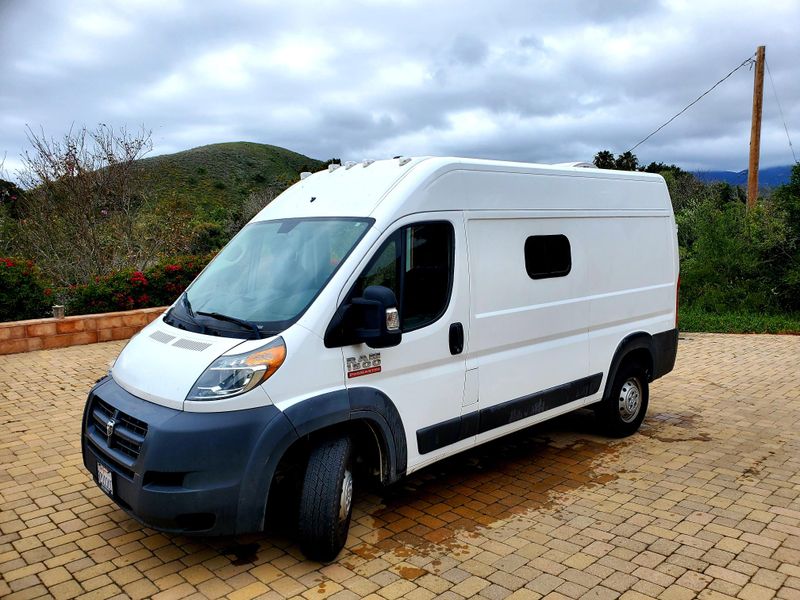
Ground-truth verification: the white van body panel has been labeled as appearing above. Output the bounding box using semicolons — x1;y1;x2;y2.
111;317;247;410
586;214;677;398
109;156;676;444
340;211;473;470
262;323;347;412
254;158;428;221
466;215;589;404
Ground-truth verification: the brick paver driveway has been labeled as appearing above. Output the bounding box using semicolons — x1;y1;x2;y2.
1;334;798;600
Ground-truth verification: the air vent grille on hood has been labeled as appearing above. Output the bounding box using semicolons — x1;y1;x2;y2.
171;338;212;352
149;329;212;352
149;330;176;344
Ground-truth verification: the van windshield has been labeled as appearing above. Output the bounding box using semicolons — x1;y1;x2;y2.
169;218;372;338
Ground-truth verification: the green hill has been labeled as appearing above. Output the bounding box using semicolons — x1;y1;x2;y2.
137;142;324;222
1;141;328;276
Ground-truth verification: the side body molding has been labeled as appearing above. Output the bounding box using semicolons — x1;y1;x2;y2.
282;387;407;484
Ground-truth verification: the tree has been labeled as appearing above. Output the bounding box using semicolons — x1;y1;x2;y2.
0;179;24;208
770;163;800;309
615;151;639;171
0;171;23;253
641;161;685;175
593;150;616;169
593;149;639;171
15;124;158;286
236;187;278;230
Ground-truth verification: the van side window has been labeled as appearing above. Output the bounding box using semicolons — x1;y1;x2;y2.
524;235;571;279
354;222;454;331
360;236;400;292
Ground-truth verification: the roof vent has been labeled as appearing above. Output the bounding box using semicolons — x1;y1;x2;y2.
398;157;412;166
300;171;312;180
552;162;597;169
344;161;357;169
361;159;375;168
328;164;341;172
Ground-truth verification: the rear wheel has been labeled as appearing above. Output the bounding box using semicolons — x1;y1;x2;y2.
598;362;649;437
297;435;354;561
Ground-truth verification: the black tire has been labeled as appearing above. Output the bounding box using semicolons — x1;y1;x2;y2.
597;362;649;437
297;435;354;561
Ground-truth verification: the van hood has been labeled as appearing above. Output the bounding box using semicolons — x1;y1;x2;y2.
111;317;246;410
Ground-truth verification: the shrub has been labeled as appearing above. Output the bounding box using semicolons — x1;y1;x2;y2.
770;164;800;311
0;257;52;321
65;254;212;316
680;198;790;313
14;124;154;287
681;165;800;314
190;221;228;254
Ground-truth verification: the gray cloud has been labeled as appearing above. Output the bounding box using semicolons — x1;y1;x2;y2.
1;0;798;179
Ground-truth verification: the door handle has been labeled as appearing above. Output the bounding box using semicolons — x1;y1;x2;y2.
449;322;464;355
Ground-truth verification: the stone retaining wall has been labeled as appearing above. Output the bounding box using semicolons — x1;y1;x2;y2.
0;307;167;355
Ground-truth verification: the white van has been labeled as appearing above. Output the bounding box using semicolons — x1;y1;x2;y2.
82;157;679;560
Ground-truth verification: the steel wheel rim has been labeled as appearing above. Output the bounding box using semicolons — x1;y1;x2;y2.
618;377;642;423
339;469;353;522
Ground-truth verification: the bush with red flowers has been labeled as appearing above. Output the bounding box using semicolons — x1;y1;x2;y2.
0;257;52;321
65;254;211;316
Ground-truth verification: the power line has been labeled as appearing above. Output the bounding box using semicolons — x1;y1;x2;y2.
765;58;798;164
626;53;756;154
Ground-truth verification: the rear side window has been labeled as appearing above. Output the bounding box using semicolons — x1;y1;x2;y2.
353;222;454;331
525;235;571;279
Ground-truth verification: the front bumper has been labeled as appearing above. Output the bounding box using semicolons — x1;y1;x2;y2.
81;377;297;535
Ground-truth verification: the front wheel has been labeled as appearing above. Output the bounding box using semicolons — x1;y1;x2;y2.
297;435;354;561
597;363;649;437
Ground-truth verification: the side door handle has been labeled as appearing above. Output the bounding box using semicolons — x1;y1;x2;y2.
449;322;464;355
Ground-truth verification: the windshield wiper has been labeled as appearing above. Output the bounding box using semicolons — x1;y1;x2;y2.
166;292;202;331
196;311;263;339
181;292;195;317
169;292;207;334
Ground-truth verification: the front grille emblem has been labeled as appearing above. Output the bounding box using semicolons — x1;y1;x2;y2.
106;418;116;438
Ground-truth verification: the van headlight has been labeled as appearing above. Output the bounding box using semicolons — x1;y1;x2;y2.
187;337;286;401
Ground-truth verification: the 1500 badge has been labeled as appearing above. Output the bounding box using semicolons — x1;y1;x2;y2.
346;353;381;378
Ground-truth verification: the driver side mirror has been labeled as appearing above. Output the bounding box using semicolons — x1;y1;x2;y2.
349;285;402;348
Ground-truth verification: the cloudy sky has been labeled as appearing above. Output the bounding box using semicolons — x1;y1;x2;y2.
1;0;798;179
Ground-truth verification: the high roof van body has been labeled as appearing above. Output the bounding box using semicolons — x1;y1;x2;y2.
82;157;679;560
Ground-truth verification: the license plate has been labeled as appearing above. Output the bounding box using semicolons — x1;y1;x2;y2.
97;463;114;496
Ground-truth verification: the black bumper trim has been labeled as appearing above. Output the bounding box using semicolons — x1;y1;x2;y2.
81;378;297;536
652;328;679;380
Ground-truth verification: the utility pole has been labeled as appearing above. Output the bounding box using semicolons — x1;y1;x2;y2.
747;45;765;209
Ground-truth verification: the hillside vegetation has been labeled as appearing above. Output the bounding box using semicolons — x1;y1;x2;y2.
0;130;326;298
136;142;323;223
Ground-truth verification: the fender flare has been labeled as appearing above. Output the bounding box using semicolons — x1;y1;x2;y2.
283;387;407;483
602;332;654;402
236;409;299;534
239;387;406;533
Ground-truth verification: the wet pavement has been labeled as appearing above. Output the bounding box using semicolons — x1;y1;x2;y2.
1;333;799;599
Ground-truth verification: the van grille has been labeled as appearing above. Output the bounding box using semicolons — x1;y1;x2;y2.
88;397;149;475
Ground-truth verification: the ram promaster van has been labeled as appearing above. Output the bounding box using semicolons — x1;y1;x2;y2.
82;157;679;560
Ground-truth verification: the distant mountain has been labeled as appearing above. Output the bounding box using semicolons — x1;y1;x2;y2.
692;165;793;187
136;142;324;219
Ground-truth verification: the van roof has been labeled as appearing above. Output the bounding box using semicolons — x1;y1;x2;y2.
254;156;667;222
